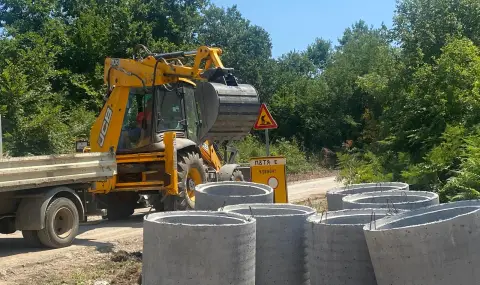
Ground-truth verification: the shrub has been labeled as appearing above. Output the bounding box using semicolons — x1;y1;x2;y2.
234;135;315;174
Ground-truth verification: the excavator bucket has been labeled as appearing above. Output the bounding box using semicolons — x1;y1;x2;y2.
195;81;260;142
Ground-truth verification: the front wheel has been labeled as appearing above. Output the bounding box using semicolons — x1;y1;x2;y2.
176;152;208;210
37;197;79;248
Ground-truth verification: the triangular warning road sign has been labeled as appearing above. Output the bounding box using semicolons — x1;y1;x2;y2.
254;103;278;130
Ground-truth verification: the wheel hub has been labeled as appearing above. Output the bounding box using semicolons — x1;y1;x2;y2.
53;207;74;239
187;177;196;191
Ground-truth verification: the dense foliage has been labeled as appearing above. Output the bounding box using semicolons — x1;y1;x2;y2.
334;0;480;202
2;0;480;201
0;0;272;155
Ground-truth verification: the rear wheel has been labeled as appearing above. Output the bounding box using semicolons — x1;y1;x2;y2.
105;192;137;220
22;230;42;247
37;197;79;248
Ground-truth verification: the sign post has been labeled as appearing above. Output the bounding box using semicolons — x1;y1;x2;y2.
250;156;288;203
253;103;278;156
251;105;287;202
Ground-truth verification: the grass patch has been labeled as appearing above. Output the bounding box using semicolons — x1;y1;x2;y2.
235;135;322;174
41;250;142;285
294;195;328;212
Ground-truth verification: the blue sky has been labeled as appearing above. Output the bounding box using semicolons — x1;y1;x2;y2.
210;0;397;58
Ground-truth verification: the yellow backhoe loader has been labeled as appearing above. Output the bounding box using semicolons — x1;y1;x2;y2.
84;45;260;220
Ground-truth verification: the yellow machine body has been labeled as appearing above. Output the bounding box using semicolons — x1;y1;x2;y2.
86;45;260;213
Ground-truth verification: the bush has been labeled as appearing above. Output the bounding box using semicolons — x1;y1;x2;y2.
438;129;480;202
234;134;315;174
336;148;393;185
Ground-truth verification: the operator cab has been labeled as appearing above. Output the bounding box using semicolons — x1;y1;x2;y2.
117;83;200;153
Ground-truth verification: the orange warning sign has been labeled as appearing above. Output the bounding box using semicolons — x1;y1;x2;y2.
254;103;278;130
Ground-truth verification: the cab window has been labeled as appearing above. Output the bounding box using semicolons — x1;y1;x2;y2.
117;89;153;152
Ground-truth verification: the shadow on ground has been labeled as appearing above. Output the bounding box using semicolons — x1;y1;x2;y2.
0;212;146;258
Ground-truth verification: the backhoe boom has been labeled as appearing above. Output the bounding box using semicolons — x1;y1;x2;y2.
104;46;227;89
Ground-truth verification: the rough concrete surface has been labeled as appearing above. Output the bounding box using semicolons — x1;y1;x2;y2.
221;203;315;285
326;182;409;211
364;200;480;285
342;190;438;211
306;208;403;285
142;211;256;285
194;181;273;210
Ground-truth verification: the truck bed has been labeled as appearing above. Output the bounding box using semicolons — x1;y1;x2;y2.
0;152;116;193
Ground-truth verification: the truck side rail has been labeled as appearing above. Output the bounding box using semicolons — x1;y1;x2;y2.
0;152;117;193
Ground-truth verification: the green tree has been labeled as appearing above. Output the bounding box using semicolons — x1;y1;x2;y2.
394;0;480;63
197;4;273;102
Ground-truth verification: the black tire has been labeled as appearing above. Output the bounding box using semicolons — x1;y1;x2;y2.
176;152;208;210
231;169;245;181
152;194;165;212
22;230;42;248
106;206;134;220
106;192;137;220
37;197;79;248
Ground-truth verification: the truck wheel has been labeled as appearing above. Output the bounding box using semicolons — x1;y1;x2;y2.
105;192;137;220
177;152;208;210
106;207;134;220
231;169;245;181
22;230;42;247
37;197;79;248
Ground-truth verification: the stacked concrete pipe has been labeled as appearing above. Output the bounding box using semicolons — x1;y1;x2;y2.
364;200;480;285
142;211;256;285
326;182;409;211
221;203;316;285
306;208;404;285
342;190;438;211
194;181;273;210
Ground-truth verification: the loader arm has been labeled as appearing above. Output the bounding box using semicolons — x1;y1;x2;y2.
200;140;223;171
103;46;229;90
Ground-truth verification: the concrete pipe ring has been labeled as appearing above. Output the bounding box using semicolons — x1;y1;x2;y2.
194;181;274;210
142;211;256;285
341;190;438;211
326;182;410;211
363;200;480;285
306;208;405;285
221;203;316;285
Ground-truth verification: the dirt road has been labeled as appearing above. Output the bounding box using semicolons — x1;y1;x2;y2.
288;176;341;202
0;176;340;284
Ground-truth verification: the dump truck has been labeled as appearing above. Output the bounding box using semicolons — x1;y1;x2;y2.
0;45;260;248
0;151;116;248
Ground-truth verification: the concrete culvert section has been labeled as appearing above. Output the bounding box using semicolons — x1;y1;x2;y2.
327;182;409;211
194;181;273;210
142;211;256;285
363;200;480;285
221;203;316;285
306;209;403;285
342;190;438;210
